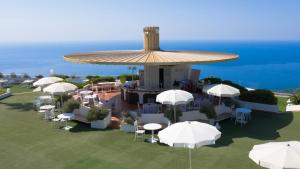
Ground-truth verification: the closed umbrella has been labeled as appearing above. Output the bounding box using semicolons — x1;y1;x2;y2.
156;90;194;122
158;121;221;169
33;77;63;87
43;82;78;107
249;141;300;169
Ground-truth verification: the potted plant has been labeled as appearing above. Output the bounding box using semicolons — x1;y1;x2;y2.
200;104;216;125
291;94;300;105
163;108;182;123
62;99;80;113
87;107;110;129
120;116;136;133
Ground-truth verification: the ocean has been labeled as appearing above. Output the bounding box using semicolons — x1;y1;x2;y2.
0;41;300;90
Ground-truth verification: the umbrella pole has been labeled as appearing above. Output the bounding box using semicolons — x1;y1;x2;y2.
61;95;63;112
189;148;192;169
173;105;176;123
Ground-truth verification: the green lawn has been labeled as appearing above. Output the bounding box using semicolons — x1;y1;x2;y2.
0;87;299;169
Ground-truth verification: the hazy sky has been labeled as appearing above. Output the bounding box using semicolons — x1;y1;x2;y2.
0;0;299;42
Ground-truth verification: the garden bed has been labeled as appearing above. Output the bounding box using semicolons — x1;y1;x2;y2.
0;92;11;100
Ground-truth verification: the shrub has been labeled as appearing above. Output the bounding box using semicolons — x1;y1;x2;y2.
10;72;17;78
118;74;139;84
239;89;277;105
55;94;72;105
0;88;5;95
87;107;109;121
203;77;247;94
121;110;136;125
62;99;80;113
86;76;115;83
221;80;247;93
164;108;182;123
23;73;31;79
124;116;135;125
223;98;240;108
200;104;216;119
70;82;89;89
51;74;69;80
203;76;222;84
36;75;44;79
290;94;300;105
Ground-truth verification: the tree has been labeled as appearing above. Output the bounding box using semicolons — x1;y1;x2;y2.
10;72;17;78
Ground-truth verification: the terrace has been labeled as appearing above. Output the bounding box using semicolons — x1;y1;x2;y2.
0;85;298;169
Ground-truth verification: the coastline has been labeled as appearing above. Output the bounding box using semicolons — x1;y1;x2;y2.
1;41;300;90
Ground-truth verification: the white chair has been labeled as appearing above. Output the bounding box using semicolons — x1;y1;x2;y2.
38;109;46;119
134;120;145;141
49;109;55;119
235;112;247;126
52;117;63;128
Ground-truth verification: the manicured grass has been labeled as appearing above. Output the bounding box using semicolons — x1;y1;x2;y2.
0;90;299;169
9;85;33;94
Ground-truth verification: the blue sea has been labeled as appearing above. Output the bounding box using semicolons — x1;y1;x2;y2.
0;41;300;90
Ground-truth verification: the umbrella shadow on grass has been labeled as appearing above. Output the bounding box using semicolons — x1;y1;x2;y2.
0;102;34;112
212;111;294;147
69;121;115;133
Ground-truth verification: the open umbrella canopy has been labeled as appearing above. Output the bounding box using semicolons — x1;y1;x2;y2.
156;89;194;105
0;79;8;83
249;141;300;169
158;121;221;148
202;84;240;97
33;77;63;87
43;82;78;95
22;79;34;84
158;121;221;169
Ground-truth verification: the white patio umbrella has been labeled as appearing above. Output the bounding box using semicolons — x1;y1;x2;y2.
203;83;240;107
33;86;42;92
0;79;8;83
156;89;194;122
43;82;78;107
22;79;34;84
158;121;221;169
203;84;240;97
33;77;63;87
249;141;300;169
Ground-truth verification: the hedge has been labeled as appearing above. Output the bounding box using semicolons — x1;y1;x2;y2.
86;76;115;83
239;89;277;105
203;77;247;93
51;74;69;80
222;80;248;93
118;74;139;84
0;88;5;95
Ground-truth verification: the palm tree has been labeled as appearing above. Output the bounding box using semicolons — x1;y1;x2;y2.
128;66;137;81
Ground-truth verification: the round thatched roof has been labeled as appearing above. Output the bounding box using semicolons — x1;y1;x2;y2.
64;26;238;65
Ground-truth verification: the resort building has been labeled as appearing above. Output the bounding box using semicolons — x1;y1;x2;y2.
64;26;238;104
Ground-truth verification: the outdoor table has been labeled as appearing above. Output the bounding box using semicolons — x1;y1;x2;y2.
236;108;252;120
79;90;93;95
143;123;162;143
40;105;55;110
57;113;74;130
84;95;96;99
40;105;55;120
